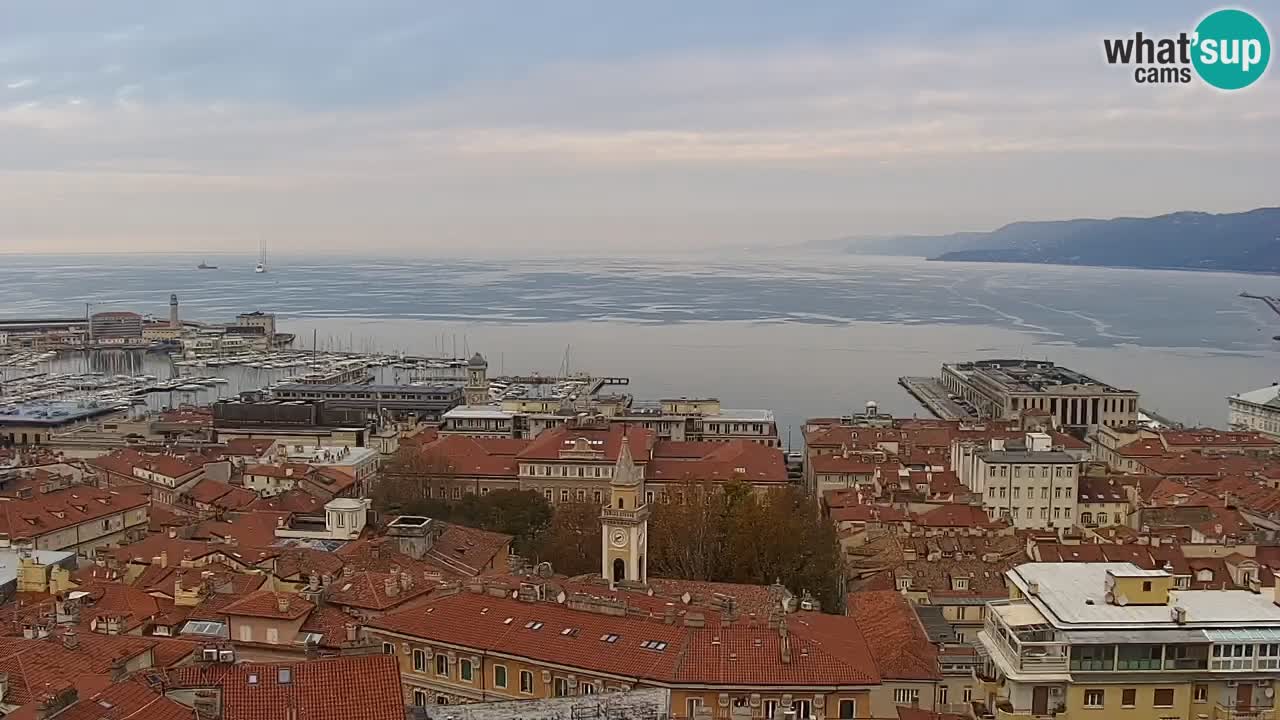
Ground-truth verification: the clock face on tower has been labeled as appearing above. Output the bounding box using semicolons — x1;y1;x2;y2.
610;529;627;548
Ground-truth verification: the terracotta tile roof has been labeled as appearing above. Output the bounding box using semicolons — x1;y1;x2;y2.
88;449;203;480
326;571;433;611
810;456;880;474
829;504;913;524
915;504;1006;529
165;654;405;720
223;438;276;457
517;424;655;462
308;466;357;494
0;633;159;706
191;511;292;547
846;591;940;680
369;592;880;687
410;435;526;478
1147;478;1222;507
223;590;314;621
36;677;195;720
1161;430;1278;448
299;604;363;649
425;524;513;577
0;484;149;540
647;441;787;485
1114;438;1169;458
210;485;259;511
271;547;346;581
246;489;327;514
1077;476;1128;503
243;463;311;480
184;478;241;505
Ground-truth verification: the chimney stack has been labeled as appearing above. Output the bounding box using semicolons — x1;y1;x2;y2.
384;577;399;598
276;595;290;614
344;623;358;642
61;629;79;650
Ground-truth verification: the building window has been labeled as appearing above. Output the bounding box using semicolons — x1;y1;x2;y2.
1012;486;1020;499
1039;507;1048;519
1260;643;1280;669
1117;644;1162;670
963;689;973;703
1097;512;1108;525
645;491;654;505
560;490;570;503
1083;689;1105;708
764;700;778;719
519;670;534;694
593;490;602;504
575;489;586;502
1153;689;1174;708
382;643;394;655
1041;486;1049;498
413;650;426;672
1121;689;1136;708
893;689;920;706
1194;685;1207;703
582;683;596;695
839;699;857;719
988;487;995;497
413;690;427;707
999;487;1006;499
493;665;507;689
1081;512;1093;526
687;698;704;718
544;489;552;502
435;654;448;676
1071;645;1115;671
554;677;569;697
1211;643;1255;670
989;467;997;477
937;687;949;705
460;659;474;682
792;699;812;719
266;628;279;644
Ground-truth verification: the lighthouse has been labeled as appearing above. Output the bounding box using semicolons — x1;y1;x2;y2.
169;294;180;329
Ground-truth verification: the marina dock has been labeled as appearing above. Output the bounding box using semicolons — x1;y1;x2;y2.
898;376;977;421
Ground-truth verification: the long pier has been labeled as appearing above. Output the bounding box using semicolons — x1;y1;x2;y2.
899;376;977;421
1241;292;1280;318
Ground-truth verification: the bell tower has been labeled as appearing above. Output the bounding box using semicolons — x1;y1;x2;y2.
601;434;649;586
465;352;489;406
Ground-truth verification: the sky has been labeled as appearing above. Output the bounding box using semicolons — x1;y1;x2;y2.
1;1;1277;256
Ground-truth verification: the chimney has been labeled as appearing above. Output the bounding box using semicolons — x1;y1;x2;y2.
342;565;354;579
344;623;358;643
384;577;399;598
167;527;177;539
159;551;168;569
399;572;412;592
276;595;290;614
307;573;320;592
61;629;79;650
110;655;127;682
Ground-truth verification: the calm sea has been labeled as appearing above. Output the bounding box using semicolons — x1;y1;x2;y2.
1;252;1277;440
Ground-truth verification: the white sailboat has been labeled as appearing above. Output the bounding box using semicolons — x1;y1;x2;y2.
255;238;266;273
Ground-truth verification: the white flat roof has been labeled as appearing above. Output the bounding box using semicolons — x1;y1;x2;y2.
1011;562;1280;628
444;406;514;420
708;409;775;422
1231;385;1280;406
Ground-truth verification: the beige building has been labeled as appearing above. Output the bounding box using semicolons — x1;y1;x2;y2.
0;478;150;557
977;562;1280;720
1229;385;1280;440
942;360;1139;429
956;433;1080;531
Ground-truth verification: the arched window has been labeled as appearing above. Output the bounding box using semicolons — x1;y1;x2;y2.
1081;512;1093;526
1097;512;1108;526
613;558;626;583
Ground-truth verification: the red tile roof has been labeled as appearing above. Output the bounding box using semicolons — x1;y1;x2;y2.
326;571;433;611
517;424;655;462
223;438;276;457
0;633;159;706
647;440;787;485
0;484;149;540
1077;477;1128;503
369;591;880;687
846;591;940;681
223;590;314;621
22;677;196;720
411;435;526;478
915;504;1005;529
246;489;327;514
166;655;405;720
89;449;203;480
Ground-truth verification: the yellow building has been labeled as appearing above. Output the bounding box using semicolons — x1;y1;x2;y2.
977;561;1280;720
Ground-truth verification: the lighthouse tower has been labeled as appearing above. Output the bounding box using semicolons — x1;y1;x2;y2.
169;294;180;329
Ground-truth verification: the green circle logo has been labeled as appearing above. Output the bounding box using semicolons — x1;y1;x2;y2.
1192;9;1270;90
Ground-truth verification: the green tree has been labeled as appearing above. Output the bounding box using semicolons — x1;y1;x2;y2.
529;502;602;577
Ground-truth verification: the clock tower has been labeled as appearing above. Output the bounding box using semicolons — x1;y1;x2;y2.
601;434;649;586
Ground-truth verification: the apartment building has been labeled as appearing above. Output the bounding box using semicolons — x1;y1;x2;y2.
976;562;1280;720
955;433;1081;531
1229;385;1280;441
0;478;150;556
941;360;1139;429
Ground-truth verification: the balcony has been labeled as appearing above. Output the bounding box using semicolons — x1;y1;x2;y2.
1216;704;1277;720
977;602;1069;676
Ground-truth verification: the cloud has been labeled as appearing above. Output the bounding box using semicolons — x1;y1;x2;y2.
0;3;1276;255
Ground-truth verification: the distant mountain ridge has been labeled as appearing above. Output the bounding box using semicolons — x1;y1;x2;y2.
818;208;1280;273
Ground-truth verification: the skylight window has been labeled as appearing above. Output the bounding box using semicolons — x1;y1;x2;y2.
524;621;543;630
599;633;619;643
